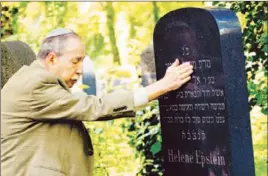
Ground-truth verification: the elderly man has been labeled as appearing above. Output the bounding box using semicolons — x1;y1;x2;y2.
1;28;193;176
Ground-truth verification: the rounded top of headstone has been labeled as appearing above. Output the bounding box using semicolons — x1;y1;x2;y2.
45;28;74;38
1;41;36;88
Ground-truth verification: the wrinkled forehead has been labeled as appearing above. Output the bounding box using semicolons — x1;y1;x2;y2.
61;37;86;59
64;37;85;52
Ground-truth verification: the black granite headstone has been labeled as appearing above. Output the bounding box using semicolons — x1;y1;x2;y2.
153;8;255;176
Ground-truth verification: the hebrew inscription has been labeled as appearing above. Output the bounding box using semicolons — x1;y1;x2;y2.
154;8;232;175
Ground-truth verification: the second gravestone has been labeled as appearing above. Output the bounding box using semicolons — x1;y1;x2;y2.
82;56;97;95
153;8;255;176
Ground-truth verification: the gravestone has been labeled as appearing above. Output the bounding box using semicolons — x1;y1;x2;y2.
82;56;97;95
139;45;157;86
1;41;36;88
153;8;255;176
71;56;97;95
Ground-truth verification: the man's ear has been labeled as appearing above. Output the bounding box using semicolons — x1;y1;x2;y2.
45;52;57;65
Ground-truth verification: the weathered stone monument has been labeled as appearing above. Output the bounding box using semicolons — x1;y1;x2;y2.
153;8;255;176
71;56;97;95
1;41;36;88
140;45;157;86
82;56;97;95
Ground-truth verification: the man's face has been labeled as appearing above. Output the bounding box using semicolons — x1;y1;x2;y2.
46;37;86;88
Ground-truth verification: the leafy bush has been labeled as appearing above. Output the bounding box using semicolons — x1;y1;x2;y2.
127;100;164;175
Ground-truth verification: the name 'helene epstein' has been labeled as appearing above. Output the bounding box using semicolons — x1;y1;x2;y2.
168;149;226;168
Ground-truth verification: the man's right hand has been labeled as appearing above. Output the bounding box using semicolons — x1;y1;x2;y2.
161;59;193;92
145;59;193;101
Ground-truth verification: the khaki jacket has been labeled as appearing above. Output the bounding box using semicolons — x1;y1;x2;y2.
1;60;136;176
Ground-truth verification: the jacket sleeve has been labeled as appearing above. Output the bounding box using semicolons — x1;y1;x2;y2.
30;77;136;121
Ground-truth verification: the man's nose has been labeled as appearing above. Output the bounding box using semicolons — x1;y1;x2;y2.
76;62;83;75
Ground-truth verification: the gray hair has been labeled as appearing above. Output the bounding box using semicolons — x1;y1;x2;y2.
37;28;81;59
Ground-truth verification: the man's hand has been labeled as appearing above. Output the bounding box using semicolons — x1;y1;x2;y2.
145;59;193;101
162;59;193;92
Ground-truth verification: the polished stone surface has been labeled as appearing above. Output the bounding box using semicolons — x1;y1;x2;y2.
153;7;254;176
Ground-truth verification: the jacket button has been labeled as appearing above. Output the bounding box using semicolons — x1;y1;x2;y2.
88;150;94;156
113;106;127;112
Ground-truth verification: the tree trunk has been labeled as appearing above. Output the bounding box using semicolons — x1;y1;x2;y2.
129;15;136;39
57;2;68;27
152;2;159;24
104;2;121;65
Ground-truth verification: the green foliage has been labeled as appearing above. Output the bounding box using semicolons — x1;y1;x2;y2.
84;119;140;176
213;1;268;112
1;3;19;37
127;101;164;175
103;2;121;65
250;106;268;176
44;2;68;27
86;33;105;59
